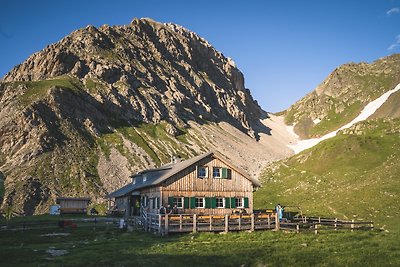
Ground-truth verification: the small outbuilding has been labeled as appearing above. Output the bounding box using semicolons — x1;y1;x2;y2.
56;197;91;214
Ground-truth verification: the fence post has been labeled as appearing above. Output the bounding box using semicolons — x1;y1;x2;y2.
304;216;307;223
179;215;183;232
251;213;255;232
225;214;229;233
318;217;321;223
334;218;337;231
209;215;212;231
314;223;318;234
275;213;280;231
351;219;354;231
193;214;197;233
267;214;271;229
370;222;374;230
165;214;169;235
158;215;162;234
296;224;300;233
238;214;241;230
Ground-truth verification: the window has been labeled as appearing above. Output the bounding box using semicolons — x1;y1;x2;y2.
195;197;205;208
173;197;184;208
213;167;222;178
213;167;231;179
235;198;244;208
197;166;208;178
142;196;148;207
216;197;225;208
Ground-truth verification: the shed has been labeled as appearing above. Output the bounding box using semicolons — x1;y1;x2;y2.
56;197;91;214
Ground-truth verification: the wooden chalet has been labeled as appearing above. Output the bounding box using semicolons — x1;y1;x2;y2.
107;151;261;218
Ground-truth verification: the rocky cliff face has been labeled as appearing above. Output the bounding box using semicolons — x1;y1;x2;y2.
284;54;400;138
0;18;268;215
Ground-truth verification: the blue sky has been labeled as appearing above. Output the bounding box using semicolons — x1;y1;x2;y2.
1;0;399;112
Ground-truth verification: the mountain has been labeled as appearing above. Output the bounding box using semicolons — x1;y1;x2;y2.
284;54;400;139
256;54;400;232
0;18;292;215
255;118;400;231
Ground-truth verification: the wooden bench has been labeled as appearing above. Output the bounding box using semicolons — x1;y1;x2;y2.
60;208;87;214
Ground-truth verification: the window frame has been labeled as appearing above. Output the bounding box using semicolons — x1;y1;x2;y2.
197;166;208;178
235;197;244;208
215;197;225;208
195;197;205;208
173;197;184;209
213;167;222;178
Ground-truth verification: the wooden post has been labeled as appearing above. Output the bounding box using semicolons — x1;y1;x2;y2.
165;214;169;235
304;216;307;223
225;214;229;233
209;215;213;231
296;224;299;233
145;216;148;232
275;213;280;231
179;215;183;232
334;218;337;231
370;222;374;230
238;214;241;230
267;214;270;229
318;217;321;223
314;223;318;234
351;219;354;231
193;214;197;233
251;213;255;232
158;215;162;234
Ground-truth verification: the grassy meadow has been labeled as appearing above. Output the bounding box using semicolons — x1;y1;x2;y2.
0;219;398;267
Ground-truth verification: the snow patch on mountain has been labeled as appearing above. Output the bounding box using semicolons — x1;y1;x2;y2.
288;83;400;154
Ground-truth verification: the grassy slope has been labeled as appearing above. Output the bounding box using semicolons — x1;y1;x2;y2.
285;54;400;138
255;119;400;232
0;223;398;267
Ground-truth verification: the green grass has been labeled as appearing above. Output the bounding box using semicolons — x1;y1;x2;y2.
0;223;398;267
256;119;400;232
15;76;83;104
309;101;362;137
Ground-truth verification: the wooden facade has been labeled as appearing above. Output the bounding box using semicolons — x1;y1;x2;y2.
56;197;91;214
108;152;260;217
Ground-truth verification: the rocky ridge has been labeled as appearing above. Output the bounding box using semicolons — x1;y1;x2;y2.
284;54;400;139
0;18;286;215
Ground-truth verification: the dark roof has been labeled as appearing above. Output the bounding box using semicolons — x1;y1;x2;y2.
56;197;91;203
107;151;261;198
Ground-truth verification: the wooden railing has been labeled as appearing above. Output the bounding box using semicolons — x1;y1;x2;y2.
281;216;374;233
135;213;374;235
142;213;277;235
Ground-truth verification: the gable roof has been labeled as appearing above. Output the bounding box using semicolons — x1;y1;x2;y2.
107;151;261;198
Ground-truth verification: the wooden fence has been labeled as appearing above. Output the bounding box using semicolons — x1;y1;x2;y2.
140;213;277;235
134;213;374;235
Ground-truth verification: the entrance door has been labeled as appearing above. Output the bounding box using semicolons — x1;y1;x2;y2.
129;195;141;216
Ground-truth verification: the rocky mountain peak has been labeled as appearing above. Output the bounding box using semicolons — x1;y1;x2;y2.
0;18;267;215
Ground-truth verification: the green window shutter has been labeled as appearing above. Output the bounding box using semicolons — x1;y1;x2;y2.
168;197;174;207
244;197;249;208
190;197;196;209
184;197;189;209
205;197;211;208
231;197;236;208
225;198;231;208
222;168;227;178
211;197;217;209
227;169;232;179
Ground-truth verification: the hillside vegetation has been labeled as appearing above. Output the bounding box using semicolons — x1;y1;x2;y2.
285;54;400;138
255;118;400;232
